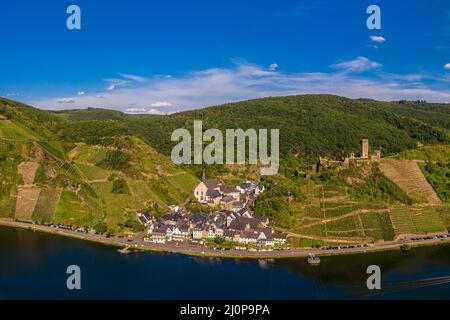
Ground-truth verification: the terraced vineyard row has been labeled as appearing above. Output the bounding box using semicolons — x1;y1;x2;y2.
390;206;446;234
300;184;395;242
58;160;85;182
380;160;441;204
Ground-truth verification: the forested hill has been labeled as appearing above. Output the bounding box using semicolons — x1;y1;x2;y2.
55;95;450;162
1;95;449;234
0;97;199;232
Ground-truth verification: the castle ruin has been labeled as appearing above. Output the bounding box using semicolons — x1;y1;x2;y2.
317;138;381;172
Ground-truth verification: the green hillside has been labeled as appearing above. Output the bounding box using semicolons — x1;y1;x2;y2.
390;145;450;203
1;94;449;243
0;98;198;233
56;95;450;165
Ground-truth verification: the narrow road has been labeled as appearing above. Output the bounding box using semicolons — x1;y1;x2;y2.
2;218;449;259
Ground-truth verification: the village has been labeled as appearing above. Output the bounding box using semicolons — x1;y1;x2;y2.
137;178;288;249
136;139;378;250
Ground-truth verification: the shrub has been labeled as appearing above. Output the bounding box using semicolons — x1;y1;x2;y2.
94;222;107;234
111;178;130;194
97;150;131;171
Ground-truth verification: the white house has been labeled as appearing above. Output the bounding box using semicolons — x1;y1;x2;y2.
255;184;265;196
146;222;155;234
240;232;258;244
258;238;275;247
172;225;190;241
273;233;287;245
214;227;224;237
165;226;174;241
192;227;203;239
151;227;168;244
226;213;236;227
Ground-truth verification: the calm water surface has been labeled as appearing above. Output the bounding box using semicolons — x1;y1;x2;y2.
1;226;450;299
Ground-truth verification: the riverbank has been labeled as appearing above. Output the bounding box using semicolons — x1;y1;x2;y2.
1;218;450;259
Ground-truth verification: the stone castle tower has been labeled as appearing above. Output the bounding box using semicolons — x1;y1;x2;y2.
360;139;369;159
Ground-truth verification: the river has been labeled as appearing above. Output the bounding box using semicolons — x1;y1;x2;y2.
1;225;450;299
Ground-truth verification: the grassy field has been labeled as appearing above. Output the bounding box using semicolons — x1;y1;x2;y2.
38;141;66;160
75;163;110;181
302;188;443;242
53;190;93;226
0;195;16;218
0;120;42;141
1;124;64;160
78;184;104;224
389;206;416;234
166;172;198;195
32;187;62;223
91;181;138;229
0;157;22;196
0;111;199;233
392;145;450;163
15;187;41;221
36;141;197;231
68;144;108;165
410;207;446;233
127;179;166;207
299;184;397;242
390;206;446;234
437;206;450;228
360;212;395;240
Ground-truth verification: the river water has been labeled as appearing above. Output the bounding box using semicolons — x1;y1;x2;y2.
1;225;450;299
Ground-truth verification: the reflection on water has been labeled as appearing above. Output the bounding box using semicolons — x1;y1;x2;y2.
1;226;450;299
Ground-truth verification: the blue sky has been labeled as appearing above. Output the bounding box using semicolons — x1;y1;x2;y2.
1;0;449;113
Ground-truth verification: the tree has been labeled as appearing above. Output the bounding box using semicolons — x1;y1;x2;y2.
111;177;130;194
94;222;107;234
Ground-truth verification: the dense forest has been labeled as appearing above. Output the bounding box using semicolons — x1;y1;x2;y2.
54;95;450;163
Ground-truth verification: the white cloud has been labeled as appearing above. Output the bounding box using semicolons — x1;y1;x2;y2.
104;73;148;91
445;63;450;70
331;56;382;73
32;59;450;111
119;73;147;83
125;107;165;115
104;78;131;91
268;63;279;71
57;98;76;104
77;91;85;96
237;64;277;76
125;108;147;114
150;101;172;107
370;36;386;43
146;108;164;115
